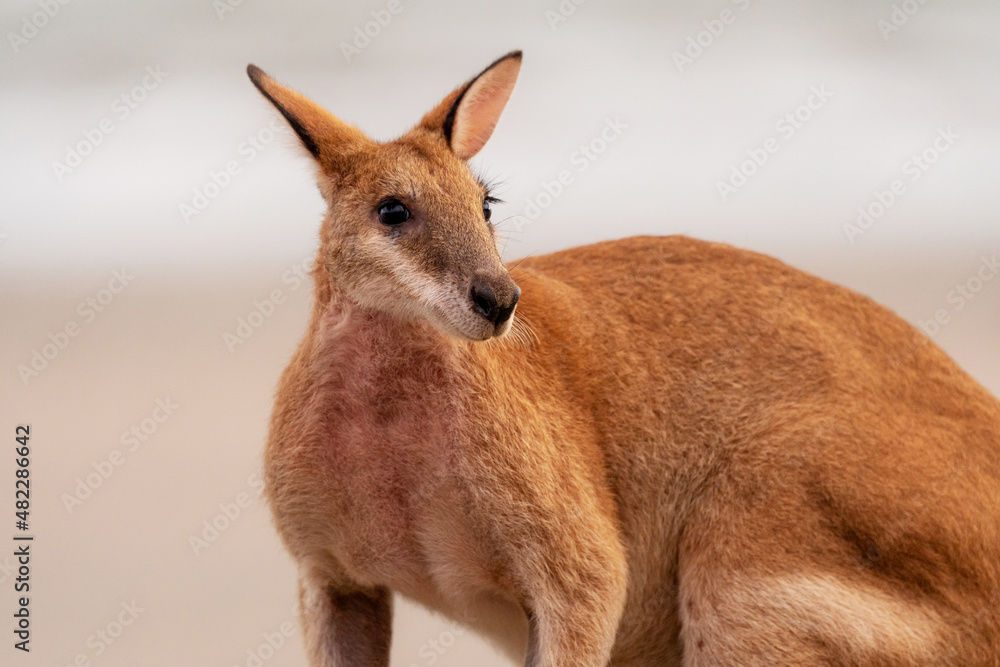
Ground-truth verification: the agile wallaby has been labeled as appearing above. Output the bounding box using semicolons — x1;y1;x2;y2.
248;51;1000;666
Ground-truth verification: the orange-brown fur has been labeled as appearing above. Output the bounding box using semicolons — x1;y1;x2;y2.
250;53;1000;666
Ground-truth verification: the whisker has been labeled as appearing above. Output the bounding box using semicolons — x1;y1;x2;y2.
493;214;525;231
506;252;541;273
502;313;538;350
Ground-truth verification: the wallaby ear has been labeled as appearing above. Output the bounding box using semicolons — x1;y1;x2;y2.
419;51;522;160
246;64;370;174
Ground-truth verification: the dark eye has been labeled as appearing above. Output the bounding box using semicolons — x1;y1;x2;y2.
378;200;410;225
483;200;492;222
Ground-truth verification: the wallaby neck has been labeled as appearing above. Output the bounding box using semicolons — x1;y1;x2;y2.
307;274;464;373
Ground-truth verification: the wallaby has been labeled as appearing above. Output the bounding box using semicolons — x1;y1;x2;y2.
248;51;1000;666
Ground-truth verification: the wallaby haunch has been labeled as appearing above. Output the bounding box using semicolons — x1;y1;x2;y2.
249;51;1000;666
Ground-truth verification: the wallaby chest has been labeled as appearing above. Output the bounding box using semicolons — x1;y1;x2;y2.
269;307;479;591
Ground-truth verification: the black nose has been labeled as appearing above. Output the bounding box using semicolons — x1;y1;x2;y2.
470;281;520;326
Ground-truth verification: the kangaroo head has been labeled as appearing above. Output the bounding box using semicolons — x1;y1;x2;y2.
247;52;522;341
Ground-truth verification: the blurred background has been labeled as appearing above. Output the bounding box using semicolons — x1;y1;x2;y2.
1;1;999;665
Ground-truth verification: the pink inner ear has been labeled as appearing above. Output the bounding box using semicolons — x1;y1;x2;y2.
451;58;520;160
